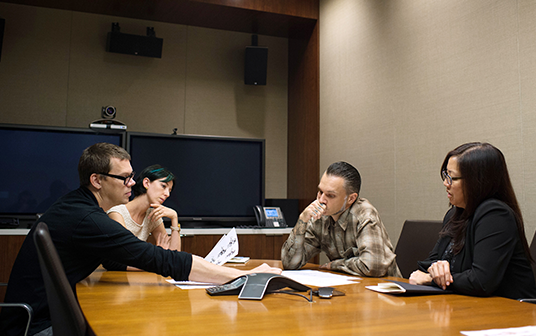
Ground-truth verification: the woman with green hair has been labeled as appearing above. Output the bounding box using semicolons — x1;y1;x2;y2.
105;164;181;271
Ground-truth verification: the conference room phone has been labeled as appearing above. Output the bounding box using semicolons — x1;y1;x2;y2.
253;206;287;227
206;273;311;300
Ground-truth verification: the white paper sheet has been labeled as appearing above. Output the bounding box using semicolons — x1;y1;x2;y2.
166;279;218;289
461;326;536;336
204;228;239;265
167;228;240;289
281;270;360;287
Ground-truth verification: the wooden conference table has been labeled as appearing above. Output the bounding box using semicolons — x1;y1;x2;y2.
77;260;536;335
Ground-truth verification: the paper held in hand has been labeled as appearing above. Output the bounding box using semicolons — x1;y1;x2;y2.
365;280;452;295
204;228;239;265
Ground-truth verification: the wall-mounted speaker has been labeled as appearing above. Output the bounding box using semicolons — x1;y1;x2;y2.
0;18;5;62
245;46;268;85
106;31;163;58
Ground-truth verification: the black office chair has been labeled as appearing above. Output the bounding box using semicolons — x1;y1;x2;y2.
517;231;536;303
394;220;443;278
33;222;96;336
0;301;33;336
1;275;34;336
529;230;536;282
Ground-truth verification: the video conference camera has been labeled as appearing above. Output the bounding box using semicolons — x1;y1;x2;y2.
101;106;117;119
90;106;126;130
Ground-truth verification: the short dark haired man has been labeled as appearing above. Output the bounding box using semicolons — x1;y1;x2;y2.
0;143;280;336
281;161;401;277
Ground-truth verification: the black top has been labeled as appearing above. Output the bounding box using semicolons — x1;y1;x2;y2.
418;198;536;300
0;187;193;336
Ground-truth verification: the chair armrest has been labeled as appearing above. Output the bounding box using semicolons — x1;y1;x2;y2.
518;298;536;304
0;303;33;336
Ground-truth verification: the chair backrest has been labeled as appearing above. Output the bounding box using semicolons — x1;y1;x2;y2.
530;230;536;281
394;220;443;278
33;222;96;336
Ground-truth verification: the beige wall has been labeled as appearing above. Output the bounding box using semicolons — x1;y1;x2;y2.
0;2;288;198
8;0;535;243
320;0;536;245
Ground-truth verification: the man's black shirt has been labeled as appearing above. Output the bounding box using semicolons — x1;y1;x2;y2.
0;187;192;336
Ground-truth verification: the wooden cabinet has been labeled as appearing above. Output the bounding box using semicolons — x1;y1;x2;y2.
181;234;289;260
147;229;292;260
0;235;26;302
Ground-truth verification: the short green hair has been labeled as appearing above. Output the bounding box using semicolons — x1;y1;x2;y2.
132;164;175;197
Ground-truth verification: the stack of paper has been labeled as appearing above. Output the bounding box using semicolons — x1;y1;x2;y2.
226;256;250;264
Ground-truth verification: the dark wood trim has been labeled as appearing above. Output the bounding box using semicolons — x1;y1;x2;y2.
0;0;317;38
193;0;318;19
287;20;319;211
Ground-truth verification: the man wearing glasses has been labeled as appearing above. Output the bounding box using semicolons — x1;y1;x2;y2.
0;143;281;336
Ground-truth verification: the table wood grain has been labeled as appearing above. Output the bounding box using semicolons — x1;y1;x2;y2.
77;260;536;335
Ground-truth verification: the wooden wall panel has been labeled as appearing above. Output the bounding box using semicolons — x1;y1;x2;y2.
287;21;320;211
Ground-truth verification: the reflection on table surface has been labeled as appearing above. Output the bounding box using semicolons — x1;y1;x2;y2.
77;260;536;336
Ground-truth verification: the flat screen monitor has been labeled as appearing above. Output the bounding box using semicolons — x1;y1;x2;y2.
0;124;125;217
127;132;264;226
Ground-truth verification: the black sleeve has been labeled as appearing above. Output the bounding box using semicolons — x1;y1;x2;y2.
75;212;192;281
101;259;127;271
449;201;518;296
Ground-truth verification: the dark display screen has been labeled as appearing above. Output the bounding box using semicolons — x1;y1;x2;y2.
128;133;264;224
0;125;124;215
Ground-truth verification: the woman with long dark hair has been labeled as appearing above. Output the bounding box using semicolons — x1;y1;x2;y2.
409;142;536;299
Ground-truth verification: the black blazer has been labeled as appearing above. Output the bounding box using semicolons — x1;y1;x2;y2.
419;199;536;299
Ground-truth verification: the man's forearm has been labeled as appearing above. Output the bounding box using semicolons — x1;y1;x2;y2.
330;254;392;277
329;257;366;276
281;219;309;269
188;256;247;284
188;256;281;284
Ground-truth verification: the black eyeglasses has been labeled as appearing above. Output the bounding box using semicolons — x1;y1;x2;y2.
442;170;462;186
99;171;135;185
